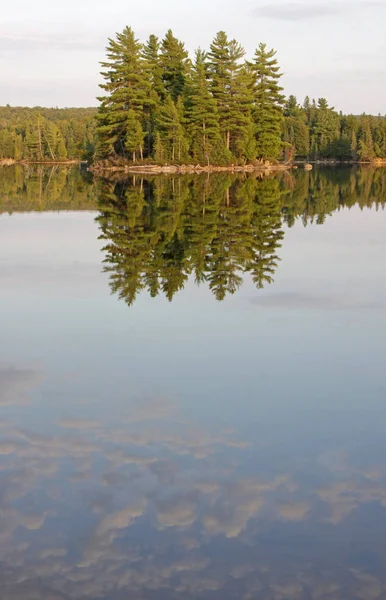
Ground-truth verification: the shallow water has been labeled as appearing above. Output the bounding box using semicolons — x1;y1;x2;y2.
0;166;386;599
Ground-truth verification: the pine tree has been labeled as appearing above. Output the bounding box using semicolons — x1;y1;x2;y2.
154;132;166;163
284;95;299;117
311;98;340;157
358;118;375;161
142;34;165;98
160;30;189;101
157;95;187;162
96;26;150;158
185;50;222;163
250;43;285;161
208;32;251;155
351;129;358;160
125;109;145;161
57;137;67;160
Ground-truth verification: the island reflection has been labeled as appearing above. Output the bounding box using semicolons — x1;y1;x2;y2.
96;167;386;305
1;165;386;598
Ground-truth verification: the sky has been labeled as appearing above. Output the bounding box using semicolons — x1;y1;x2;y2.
1;0;386;113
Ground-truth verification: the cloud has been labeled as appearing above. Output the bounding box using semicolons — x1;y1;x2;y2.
0;366;43;406
271;580;304;599
277;501;310;521
0;30;105;53
59;418;101;430
250;291;385;311
156;495;198;529
252;0;384;21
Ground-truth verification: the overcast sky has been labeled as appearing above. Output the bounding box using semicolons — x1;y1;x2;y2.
1;0;386;113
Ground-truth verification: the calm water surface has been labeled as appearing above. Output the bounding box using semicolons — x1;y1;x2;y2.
0;166;386;599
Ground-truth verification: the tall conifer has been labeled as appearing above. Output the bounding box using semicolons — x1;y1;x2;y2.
251;43;285;160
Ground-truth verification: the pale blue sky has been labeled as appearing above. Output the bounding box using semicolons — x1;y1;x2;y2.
2;0;386;113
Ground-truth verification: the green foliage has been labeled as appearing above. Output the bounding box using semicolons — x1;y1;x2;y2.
0;166;96;212
0;106;96;161
96;26;151;158
284;97;386;162
95;26;386;166
160;30;189;101
96;27;285;165
251;43;285;160
185;50;222;163
95;167;386;305
125;109;145;161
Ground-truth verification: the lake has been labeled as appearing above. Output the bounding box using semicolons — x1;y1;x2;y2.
1;165;386;599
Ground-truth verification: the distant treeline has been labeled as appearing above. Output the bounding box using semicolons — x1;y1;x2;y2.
0;106;96;161
284;96;386;161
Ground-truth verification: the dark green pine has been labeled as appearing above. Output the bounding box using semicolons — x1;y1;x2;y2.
251;43;285;161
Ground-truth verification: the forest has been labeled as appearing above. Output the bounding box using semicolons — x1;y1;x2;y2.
0;106;96;162
95;27;386;165
0;27;386;165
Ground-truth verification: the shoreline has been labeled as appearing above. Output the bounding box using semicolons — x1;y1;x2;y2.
90;162;292;175
1;159;385;172
89;158;386;175
0;159;84;167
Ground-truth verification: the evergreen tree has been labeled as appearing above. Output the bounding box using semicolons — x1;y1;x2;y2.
57;137;67;160
160;30;189;101
157;95;188;162
125;109;145;161
142;34;165;98
250;43;285;160
185;50;222;163
96;26;150;157
358;118;375;161
207;32;252;155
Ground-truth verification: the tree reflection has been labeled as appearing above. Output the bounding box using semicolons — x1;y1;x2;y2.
0;165;96;213
96;174;287;304
97;167;386;306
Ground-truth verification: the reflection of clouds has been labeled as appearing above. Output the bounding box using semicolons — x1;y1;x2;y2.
250;291;385;311
271;580;303;599
354;571;383;600
156;495;198;529
277;501;310;521
311;582;341;599
0;365;43;406
1;393;386;597
59;418;101;430
317;477;386;524
204;477;287;538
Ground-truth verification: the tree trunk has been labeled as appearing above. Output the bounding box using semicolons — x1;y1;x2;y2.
38;121;43;161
